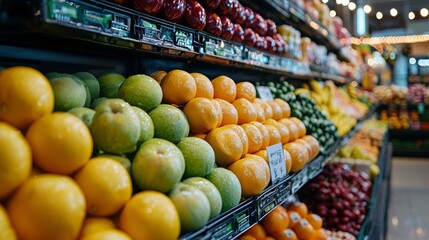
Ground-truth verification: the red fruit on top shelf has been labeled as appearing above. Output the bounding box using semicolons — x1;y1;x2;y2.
275;40;284;55
266;19;277;36
265;36;276;53
232;24;244;42
227;0;240;21
218;0;236;15
200;0;221;11
252;14;267;36
205;12;222;36
220;16;233;39
235;4;247;25
243;28;256;47
132;0;164;15
163;0;186;22
185;0;206;30
243;7;255;28
254;34;267;51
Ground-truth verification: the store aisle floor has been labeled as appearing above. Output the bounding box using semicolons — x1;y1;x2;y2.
387;157;429;240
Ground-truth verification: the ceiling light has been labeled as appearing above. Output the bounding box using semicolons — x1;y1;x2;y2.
322;0;328;3
390;8;398;17
409;58;416;65
409;12;415;20
364;5;372;14
342;0;349;6
348;2;356;11
376;12;383;19
421;8;429;17
336;0;342;5
330;10;337;17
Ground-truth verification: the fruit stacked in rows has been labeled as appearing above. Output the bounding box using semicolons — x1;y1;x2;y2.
121;0;288;55
238;202;330;240
256;80;338;154
0;66;321;239
298;163;372;237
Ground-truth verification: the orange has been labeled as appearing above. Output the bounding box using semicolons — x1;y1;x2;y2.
119;191;180;240
274;98;291;118
78;217;116;238
254;99;274;120
81;229;132;240
265;119;290;144
0;204;17;240
268;101;283;120
228;156;270;197
0;122;31;199
309;229;328;240
191;72;214;99
287;211;301;228
264;124;281;146
236;82;256;101
273;229;298;240
290;117;307;137
278;118;299;142
264;237;276;240
212;75;236;102
243;223;266;239
253;103;266;123
26;112;92;175
215;98;238;126
287;202;308;218
183;98;222;133
149;70;166;83
205;125;246;166
303;135;320;159
284;149;292;173
239;235;257;240
229;124;249;158
241;123;263;153
7;174;86;240
190;133;207;139
249;121;270;150
306;214;323;230
283;142;309;172
274;206;290;228
233;98;258;125
0;66;54;130
292;219;314;240
211;98;224;128
160;69;196;105
261;210;289;235
254;150;268;162
74;157;132;217
294;138;314;162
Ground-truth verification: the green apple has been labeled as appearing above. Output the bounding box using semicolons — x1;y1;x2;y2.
50;75;87;111
97;73;126;98
131;107;154;147
74;72;100;100
45;72;62;80
68;107;95;126
132;138;185;193
206;168;241;213
183;177;222;219
177;137;215;178
169;183;211;233
118;74;162;112
90;97;108;109
90;98;141;154
97;153;132;174
149;104;189;144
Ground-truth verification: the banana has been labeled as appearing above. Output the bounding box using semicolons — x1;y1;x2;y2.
294;88;310;96
310;80;323;94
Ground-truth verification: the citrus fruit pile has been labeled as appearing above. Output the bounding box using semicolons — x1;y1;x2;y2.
0;66;321;239
238;202;329;240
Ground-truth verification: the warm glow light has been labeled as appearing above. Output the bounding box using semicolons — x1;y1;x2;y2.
330;10;337;17
336;0;342;5
351;34;429;45
409;12;415;20
342;0;349;6
421;8;429;17
376;12;383;19
410;58;417;64
364;5;372;14
322;0;328;3
348;2;356;11
390;8;398;17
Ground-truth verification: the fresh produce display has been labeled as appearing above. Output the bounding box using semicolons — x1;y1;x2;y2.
372;85;408;105
257;80;338;154
0;65;322;239
298;163;372;237
238;202;331;240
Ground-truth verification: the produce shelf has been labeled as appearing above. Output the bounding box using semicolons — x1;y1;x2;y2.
391;149;429;158
0;0;353;84
180;109;379;240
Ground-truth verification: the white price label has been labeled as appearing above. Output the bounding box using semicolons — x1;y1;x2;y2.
256;86;274;101
266;143;287;183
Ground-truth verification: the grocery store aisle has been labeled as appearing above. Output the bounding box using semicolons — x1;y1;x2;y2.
387;157;429;240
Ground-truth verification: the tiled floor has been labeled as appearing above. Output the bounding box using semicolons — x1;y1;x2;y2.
387;157;429;240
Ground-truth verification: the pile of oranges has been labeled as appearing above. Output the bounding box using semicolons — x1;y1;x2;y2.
239;202;329;240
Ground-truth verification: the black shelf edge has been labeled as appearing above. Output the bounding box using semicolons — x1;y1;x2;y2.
389;129;429;138
392;149;429;158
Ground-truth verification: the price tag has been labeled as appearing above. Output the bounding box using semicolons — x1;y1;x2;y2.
256;86;274;101
266;143;287;183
